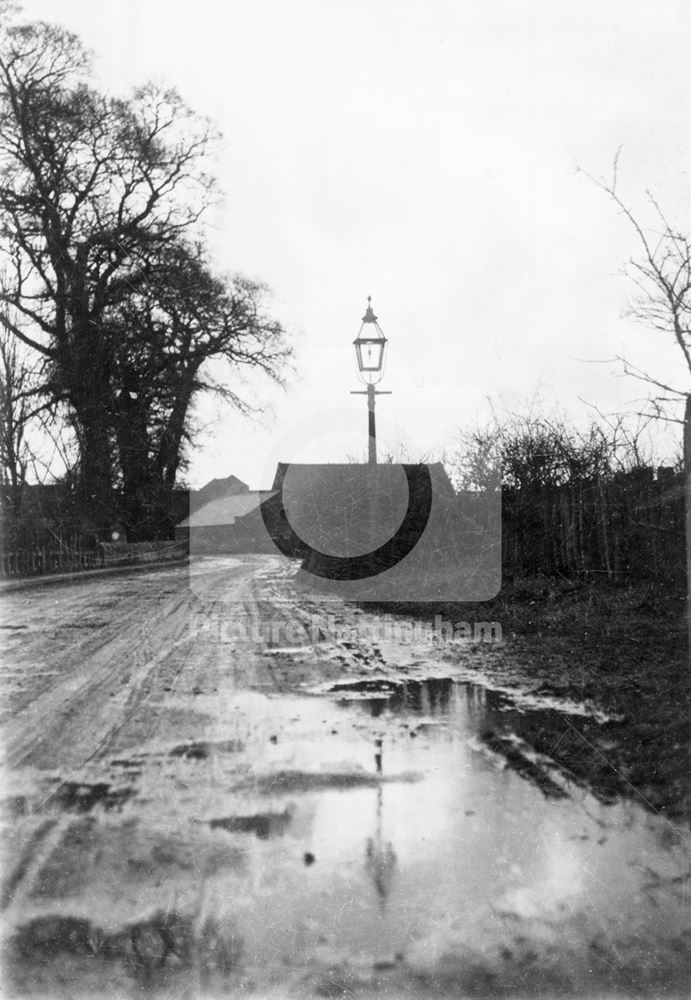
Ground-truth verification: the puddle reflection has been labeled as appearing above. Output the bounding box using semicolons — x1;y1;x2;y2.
207;678;690;978
332;676;631;806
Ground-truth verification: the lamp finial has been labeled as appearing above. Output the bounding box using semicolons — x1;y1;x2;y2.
362;296;378;323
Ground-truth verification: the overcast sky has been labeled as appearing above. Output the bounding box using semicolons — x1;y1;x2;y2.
20;0;691;487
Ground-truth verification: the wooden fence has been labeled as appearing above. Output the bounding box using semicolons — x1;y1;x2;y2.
0;531;105;578
0;531;189;579
501;469;684;584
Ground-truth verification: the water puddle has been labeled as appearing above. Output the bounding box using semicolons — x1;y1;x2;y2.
7;677;690;995
328;676;634;805
190;678;690;987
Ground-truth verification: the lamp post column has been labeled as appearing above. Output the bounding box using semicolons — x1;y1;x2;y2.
367;384;376;465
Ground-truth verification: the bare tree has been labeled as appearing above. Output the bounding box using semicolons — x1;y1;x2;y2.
0;18;218;519
0;14;290;535
450;408;663;493
0;320;38;513
585;155;691;651
583;155;690;416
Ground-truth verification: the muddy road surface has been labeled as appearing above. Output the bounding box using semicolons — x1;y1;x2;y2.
1;555;689;998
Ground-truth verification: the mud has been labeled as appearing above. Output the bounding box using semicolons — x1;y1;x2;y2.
209;809;293;839
60;621;108;629
481;732;568;799
0;556;689;999
170;740;244;760
47;781;134;813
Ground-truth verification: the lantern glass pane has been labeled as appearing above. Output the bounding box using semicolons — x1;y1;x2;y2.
355;339;385;372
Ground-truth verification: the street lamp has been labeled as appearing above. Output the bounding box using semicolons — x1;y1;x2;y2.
351;297;391;464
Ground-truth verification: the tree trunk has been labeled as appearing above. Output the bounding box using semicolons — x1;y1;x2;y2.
70;383;115;530
685;394;691;660
149;375;197;540
115;387;153;541
59;321;116;530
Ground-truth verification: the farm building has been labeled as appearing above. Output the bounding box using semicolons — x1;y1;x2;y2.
175;476;278;554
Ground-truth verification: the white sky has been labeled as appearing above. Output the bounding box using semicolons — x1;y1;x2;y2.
19;0;691;488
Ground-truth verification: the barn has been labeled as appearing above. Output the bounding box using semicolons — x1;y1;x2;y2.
175;475;278;554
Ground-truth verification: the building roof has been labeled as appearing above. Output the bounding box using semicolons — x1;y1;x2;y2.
187;473;251;515
177;490;275;528
199;474;248;493
193;473;249;498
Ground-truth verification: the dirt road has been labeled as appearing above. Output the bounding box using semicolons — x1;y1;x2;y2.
1;556;689;998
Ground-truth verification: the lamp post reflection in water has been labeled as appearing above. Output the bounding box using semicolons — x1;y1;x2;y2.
365;738;398;912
